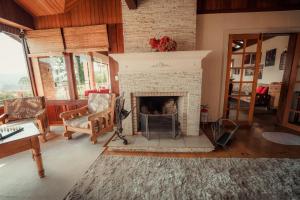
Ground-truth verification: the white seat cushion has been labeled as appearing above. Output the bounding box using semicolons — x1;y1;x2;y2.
65;115;89;129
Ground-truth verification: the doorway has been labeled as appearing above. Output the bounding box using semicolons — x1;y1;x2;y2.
223;34;262;125
252;34;290;126
223;33;300;132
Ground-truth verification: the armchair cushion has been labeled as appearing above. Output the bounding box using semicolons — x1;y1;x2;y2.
88;93;110;114
4;97;44;121
65;115;89;129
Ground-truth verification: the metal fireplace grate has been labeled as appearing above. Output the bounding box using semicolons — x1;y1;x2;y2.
139;112;180;140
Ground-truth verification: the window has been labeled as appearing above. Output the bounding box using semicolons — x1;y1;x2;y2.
38;56;70;100
93;60;110;89
73;54;111;99
0;32;33;104
73;54;91;99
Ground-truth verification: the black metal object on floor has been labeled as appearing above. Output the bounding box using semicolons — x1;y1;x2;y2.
114;93;130;145
211;118;239;148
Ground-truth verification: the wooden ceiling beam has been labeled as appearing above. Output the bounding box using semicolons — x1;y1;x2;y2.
125;0;137;9
197;0;300;14
0;0;34;30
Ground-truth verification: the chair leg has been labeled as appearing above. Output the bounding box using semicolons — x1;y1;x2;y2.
90;134;97;144
31;149;35;161
40;133;47;142
64;131;72;140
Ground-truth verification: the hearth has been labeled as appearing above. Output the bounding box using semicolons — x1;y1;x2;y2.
138;96;180;139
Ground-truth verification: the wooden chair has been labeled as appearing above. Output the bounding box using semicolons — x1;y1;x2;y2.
0;96;49;142
60;93;116;144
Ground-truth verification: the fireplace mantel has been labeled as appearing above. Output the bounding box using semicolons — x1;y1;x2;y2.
109;50;211;136
109;50;211;74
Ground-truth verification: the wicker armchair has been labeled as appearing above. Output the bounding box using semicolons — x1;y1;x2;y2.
60;93;116;144
0;96;49;142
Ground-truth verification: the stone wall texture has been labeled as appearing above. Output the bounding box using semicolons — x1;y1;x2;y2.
121;0;196;52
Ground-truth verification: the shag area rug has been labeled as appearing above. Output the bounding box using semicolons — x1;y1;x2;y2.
64;156;300;200
262;132;300;145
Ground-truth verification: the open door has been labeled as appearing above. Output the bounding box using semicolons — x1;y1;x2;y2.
282;33;300;131
223;34;262;125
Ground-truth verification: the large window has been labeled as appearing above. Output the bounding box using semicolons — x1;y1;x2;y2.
93;60;110;89
0;32;33;104
38;56;70;100
73;54;91;99
73;54;110;99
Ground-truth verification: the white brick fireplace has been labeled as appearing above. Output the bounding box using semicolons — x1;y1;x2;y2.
110;51;210;136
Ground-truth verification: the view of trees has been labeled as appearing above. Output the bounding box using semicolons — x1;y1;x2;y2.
0;32;33;104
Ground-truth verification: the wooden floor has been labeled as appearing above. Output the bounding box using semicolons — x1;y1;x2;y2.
104;112;300;158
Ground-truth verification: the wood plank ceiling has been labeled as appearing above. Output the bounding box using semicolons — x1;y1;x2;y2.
15;0;81;16
0;0;34;30
31;0;122;29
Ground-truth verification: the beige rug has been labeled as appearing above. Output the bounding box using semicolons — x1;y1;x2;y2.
262;132;300;145
64;155;300;200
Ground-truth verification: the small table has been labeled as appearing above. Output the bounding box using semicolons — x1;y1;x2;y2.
0;121;45;178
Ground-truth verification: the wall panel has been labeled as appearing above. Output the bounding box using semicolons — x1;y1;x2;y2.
108;23;124;95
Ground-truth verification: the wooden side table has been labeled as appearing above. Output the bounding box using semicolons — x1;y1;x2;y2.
0;122;45;178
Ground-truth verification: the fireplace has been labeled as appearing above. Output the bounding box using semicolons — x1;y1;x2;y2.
109;51;211;136
131;92;187;136
136;95;182;139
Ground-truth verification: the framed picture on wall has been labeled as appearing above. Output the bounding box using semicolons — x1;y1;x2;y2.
279;50;287;70
265;48;277;67
244;53;256;65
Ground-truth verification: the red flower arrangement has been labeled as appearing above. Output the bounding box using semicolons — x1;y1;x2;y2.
149;36;177;52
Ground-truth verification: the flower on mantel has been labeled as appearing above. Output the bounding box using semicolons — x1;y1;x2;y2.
149;36;177;52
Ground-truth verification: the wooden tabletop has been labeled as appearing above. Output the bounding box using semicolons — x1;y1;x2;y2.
0;121;40;144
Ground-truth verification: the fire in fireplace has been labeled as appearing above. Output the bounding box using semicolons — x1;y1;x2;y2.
138;96;180;139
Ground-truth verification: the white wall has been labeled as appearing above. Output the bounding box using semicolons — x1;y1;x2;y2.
258;36;289;84
196;10;300;121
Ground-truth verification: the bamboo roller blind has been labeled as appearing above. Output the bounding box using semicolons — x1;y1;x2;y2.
25;25;109;56
26;28;64;55
63;25;109;52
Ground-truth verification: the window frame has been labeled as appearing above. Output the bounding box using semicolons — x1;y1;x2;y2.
32;52;111;101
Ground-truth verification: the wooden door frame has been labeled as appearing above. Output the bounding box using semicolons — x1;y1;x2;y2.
277;33;298;124
223;33;262;125
281;33;300;131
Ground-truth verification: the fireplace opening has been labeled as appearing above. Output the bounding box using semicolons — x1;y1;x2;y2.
138;96;180;139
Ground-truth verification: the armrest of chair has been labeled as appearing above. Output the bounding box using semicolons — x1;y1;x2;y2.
0;113;8;124
35;109;49;134
35;109;47;120
60;106;88;120
88;109;110;121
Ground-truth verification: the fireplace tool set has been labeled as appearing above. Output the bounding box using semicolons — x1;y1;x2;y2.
114;93;130;145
